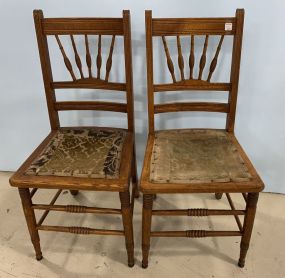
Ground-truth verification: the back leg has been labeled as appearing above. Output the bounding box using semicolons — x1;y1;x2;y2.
215;193;223;200
132;146;139;198
70;190;79;196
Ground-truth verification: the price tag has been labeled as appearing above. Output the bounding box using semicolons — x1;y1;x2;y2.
225;23;232;31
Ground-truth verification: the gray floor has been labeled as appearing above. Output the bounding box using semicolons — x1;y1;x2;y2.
0;171;284;278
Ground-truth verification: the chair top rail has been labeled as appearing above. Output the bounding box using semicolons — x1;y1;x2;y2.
152;17;236;36
42;18;124;35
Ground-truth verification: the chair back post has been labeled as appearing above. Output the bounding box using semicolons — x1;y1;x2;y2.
34;10;60;130
145;10;155;134
226;9;245;133
122;10;135;133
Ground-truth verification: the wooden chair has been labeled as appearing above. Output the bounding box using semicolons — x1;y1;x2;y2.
140;9;264;268
9;10;138;267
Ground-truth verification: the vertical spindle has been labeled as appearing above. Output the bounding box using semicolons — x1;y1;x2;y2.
96;35;102;79
70;35;84;79
176;36;185;81
85;34;92;78
207;35;224;82
162;36;176;83
189;35;195;79
198;35;209;80
105;35;116;81
55;35;76;81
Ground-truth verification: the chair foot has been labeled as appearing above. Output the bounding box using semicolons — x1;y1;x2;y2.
238;259;245;268
238;242;248;268
36;254;43;261
70;190;79;196
142;262;148;269
215;193;223;200
128;261;135;268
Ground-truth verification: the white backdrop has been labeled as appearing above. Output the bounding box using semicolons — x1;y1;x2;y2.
0;0;284;193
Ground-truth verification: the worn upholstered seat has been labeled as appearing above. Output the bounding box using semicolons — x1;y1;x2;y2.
150;129;251;184
25;128;126;179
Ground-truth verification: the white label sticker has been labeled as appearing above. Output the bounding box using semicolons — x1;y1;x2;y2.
225;23;232;31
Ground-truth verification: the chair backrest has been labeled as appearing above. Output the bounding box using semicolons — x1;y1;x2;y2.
145;9;244;133
34;10;135;132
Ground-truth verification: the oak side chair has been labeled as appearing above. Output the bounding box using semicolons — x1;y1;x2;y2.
9;10;138;267
140;9;264;268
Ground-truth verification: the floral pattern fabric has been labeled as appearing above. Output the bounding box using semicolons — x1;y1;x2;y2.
25;128;126;179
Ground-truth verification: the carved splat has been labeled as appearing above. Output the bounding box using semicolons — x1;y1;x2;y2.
85;34;92;78
54;33;120;85
160;34;226;84
55;35;76;81
70;35;84;78
96;34;102;79
162;36;176;83
207;35;224;81
105;35;116;81
198;35;209;80
176;36;184;81
189;35;195;80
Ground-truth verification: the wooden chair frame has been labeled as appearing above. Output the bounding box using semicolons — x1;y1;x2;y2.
9;10;138;267
140;9;264;268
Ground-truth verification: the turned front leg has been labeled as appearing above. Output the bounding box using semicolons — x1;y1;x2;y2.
18;188;42;260
238;192;259;267
120;190;135;267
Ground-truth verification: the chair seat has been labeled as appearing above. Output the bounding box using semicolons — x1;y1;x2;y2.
140;129;264;193
10;127;134;191
25;128;126;179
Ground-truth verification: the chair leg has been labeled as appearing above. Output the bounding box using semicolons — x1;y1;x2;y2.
18;188;43;261
238;192;259;268
120;191;135;267
142;194;154;268
215;193;223;200
132;148;139;198
70;190;79;196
